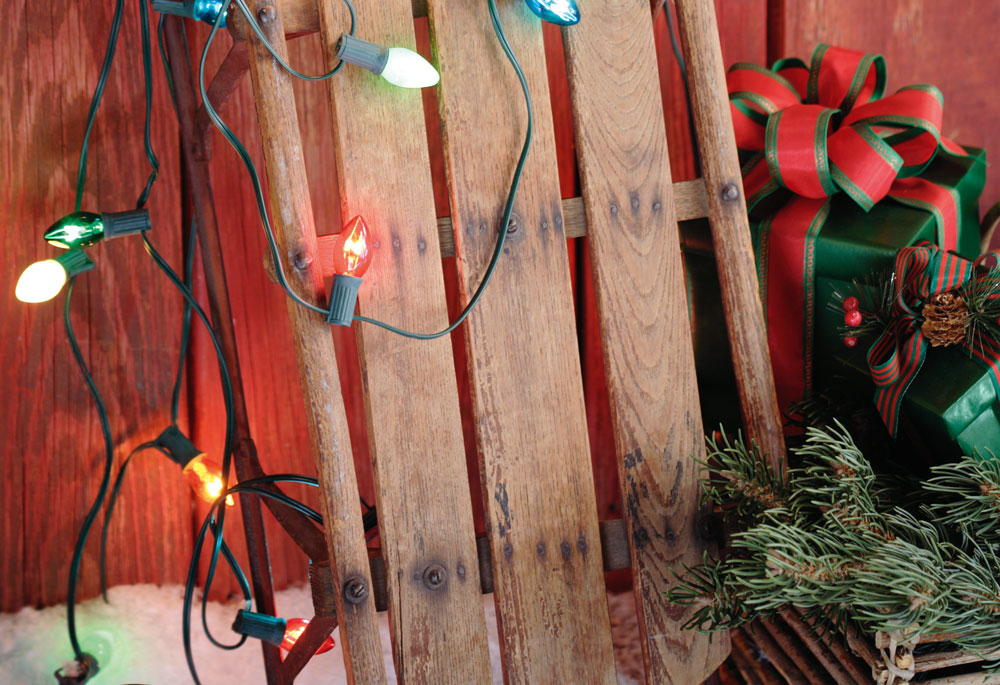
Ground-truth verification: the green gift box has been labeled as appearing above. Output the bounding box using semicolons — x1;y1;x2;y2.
835;342;1000;461
682;147;988;453
811;147;986;391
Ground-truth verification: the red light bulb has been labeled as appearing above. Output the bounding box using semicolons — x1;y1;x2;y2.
332;216;372;278
280;618;335;656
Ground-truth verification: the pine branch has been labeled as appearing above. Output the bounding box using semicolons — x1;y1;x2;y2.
701;429;789;523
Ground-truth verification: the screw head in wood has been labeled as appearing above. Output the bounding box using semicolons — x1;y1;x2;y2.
257;4;276;23
343;575;369;605
422;563;447;590
292;250;313;270
720;182;741;202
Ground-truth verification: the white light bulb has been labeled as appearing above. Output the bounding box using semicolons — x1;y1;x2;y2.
380;47;440;89
16;259;68;303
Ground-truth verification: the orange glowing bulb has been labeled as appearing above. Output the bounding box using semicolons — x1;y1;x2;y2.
280;618;335;656
182;454;235;506
332;216;372;278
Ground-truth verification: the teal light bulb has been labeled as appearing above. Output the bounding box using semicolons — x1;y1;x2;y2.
44;212;105;249
525;0;580;25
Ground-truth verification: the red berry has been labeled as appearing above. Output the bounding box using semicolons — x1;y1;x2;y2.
844;309;863;327
844;336;859;348
843;296;859;311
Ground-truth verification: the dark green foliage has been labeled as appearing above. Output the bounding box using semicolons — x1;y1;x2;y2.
666;422;1000;660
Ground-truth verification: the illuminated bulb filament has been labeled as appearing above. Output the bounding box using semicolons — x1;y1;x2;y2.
281;618;335;656
183;455;235;506
334;216;373;277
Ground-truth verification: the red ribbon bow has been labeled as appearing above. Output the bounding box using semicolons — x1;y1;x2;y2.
867;243;1000;436
730;44;970;414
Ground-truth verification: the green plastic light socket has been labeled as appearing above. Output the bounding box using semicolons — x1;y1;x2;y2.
44;209;151;249
336;34;389;77
326;274;362;327
155;425;202;468
231;610;287;646
56;250;97;277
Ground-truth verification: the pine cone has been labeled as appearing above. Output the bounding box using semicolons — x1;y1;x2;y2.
921;292;968;347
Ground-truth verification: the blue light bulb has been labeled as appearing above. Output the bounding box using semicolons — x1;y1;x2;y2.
525;0;580;25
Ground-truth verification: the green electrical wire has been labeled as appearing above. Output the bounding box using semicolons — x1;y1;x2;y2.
170;218;198;425
63;279;116;662
351;0;531;339
182;475;377;683
99;441;166;602
230;0;356;80
182;476;321;685
198;10;329;317
74;0;125;212
136;0;160;208
199;0;532;339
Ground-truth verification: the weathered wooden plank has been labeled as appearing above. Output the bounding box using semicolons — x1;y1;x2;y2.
237;2;386;681
675;0;786;473
317;0;492;682
562;0;730;682
307;183;708;278
2;0;190;611
427;1;617;681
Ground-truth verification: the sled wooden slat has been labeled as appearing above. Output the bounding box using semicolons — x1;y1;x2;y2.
562;0;729;681
317;0;493;682
239;1;387;682
426;0;617;682
675;0;786;473
307;181;710;272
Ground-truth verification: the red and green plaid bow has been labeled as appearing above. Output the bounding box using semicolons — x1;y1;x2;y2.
730;44;972;413
867;243;1000;436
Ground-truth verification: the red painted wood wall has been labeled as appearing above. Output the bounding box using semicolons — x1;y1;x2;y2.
3;0;997;611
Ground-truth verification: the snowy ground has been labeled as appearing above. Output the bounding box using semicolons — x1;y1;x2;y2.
0;584;643;683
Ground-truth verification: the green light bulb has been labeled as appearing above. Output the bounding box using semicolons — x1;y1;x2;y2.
44;212;105;249
336;34;440;89
43;209;151;249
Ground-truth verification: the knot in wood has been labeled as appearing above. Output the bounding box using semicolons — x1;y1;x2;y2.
422;563;447;590
720;182;740;202
258;4;276;23
343;575;369;605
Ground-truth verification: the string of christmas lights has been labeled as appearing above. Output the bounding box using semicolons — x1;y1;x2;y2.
21;0;572;681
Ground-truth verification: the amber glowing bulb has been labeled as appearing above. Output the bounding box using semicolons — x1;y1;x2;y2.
280;618;335;656
326;216;373;326
156;426;234;507
333;216;373;277
183;455;235;506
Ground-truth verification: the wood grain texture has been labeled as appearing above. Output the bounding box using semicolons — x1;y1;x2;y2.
675;0;786;474
563;0;729;681
306;184;709;276
237;3;386;681
317;0;493;681
427;1;616;681
777;0;1000;223
0;0;190;611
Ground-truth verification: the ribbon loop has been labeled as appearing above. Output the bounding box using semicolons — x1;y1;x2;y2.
807;44;886;111
865;243;992;436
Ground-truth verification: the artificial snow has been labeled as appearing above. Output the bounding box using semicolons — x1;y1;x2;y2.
0;584;643;684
